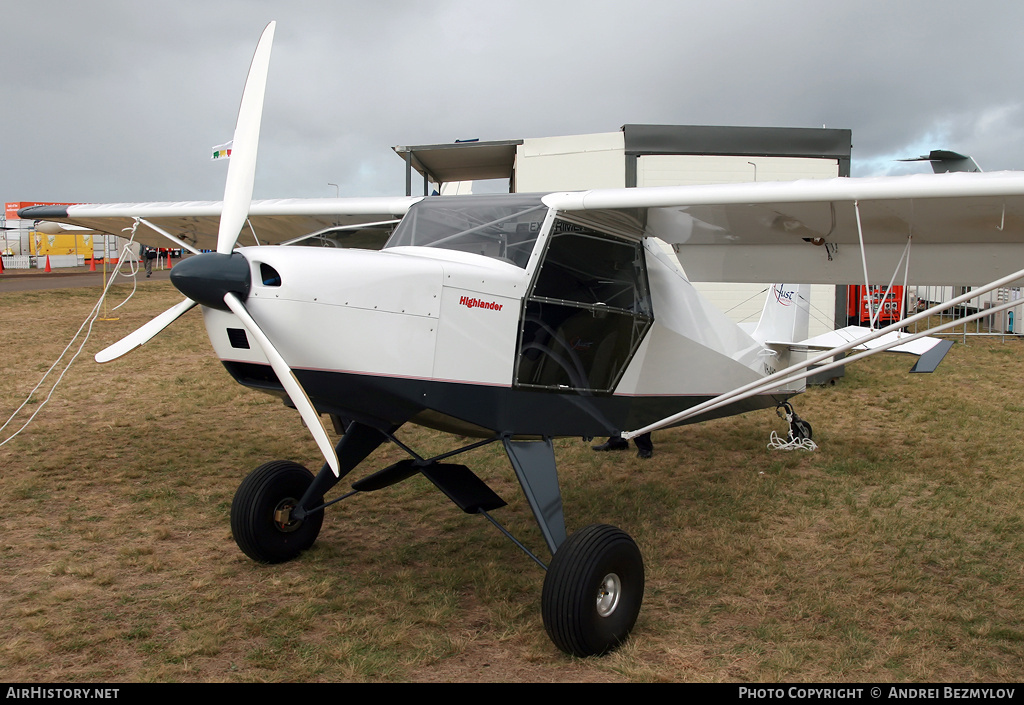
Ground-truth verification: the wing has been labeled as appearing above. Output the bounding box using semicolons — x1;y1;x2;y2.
17;196;421;251
543;171;1024;285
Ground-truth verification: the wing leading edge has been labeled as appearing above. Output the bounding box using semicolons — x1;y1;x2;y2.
18;196;422;250
544;171;1024;286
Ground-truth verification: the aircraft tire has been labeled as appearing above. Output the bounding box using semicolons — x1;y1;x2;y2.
541;523;644;657
231;460;324;564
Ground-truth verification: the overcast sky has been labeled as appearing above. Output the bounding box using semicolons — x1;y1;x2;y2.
3;0;1023;210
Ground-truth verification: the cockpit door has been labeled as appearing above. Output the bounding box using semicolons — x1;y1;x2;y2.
514;221;653;394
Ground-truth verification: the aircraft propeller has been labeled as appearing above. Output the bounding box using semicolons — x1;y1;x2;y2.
215;19;273;256
93;21;341;475
94;298;198;363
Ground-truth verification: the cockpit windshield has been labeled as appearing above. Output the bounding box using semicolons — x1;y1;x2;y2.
384;194;547;268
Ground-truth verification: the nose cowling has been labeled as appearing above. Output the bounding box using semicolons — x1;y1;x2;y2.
170;252;252;311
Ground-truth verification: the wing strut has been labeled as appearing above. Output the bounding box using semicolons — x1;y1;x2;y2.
624;271;1024;440
136;218;202;255
853;200;916;330
278;219;401;247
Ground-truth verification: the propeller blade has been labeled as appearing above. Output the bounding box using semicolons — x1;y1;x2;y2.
222;292;340;476
216;21;276;255
94;25;275;364
95;298;198;363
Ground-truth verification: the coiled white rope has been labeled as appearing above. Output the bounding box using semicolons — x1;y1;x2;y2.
767;430;818;451
0;233;142;447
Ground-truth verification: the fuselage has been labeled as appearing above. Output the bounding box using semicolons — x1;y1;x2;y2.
176;193;801;438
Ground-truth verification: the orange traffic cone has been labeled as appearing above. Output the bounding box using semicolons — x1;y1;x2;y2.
44;255;51;273
167;253;173;269
89;257;96;272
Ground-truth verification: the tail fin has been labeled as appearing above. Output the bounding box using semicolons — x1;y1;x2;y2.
750;284;810;345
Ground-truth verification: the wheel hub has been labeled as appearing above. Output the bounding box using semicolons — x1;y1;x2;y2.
596;572;622;617
273;498;301;533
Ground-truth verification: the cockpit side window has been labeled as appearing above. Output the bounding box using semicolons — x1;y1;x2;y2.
384;195;547;268
514;221;652;394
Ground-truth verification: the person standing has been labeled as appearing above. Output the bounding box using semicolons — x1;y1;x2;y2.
592;432;653;459
142;245;156;277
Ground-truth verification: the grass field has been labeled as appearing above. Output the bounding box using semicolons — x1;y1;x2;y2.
1;281;1023;682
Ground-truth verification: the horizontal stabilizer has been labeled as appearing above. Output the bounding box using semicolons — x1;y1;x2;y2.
793;326;946;356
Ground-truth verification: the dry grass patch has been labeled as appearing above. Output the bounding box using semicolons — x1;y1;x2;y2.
1;282;1024;681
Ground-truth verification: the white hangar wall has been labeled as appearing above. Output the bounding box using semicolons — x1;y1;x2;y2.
514;132;627;191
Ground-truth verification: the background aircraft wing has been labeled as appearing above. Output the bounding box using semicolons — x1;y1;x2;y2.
18;196;421;250
544;171;1024;285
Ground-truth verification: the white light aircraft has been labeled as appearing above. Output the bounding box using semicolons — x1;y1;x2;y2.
22;23;1024;656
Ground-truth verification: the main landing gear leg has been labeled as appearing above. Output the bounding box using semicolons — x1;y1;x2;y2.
229;421;395;564
504;438;644;657
504;438;566;553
